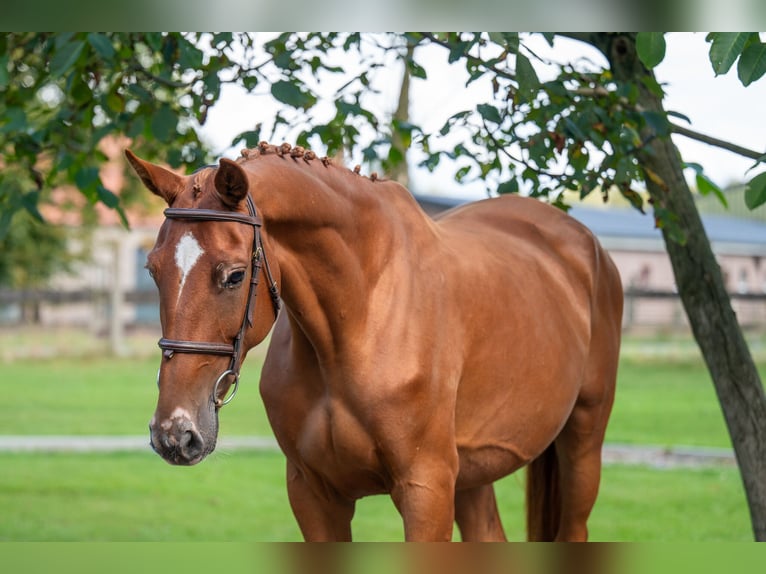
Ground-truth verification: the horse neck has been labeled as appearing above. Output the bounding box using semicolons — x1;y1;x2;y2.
249;157;433;357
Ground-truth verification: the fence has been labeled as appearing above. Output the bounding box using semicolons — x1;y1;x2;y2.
3;288;766;355
0;288;158;356
622;288;766;332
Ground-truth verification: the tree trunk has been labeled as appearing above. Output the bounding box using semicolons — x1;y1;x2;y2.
589;33;766;540
389;43;413;187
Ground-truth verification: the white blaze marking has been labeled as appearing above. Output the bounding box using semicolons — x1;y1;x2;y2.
174;232;204;300
170;407;192;420
160;407;194;431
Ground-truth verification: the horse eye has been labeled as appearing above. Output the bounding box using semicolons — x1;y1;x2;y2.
224;269;246;289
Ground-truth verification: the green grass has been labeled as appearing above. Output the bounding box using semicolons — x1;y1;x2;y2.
0;354;759;541
0;450;751;541
0;356;273;436
0;355;751;448
606;358;737;448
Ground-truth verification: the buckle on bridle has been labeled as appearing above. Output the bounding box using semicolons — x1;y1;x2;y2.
212;369;240;408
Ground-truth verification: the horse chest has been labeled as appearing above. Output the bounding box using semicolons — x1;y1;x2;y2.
289;397;389;496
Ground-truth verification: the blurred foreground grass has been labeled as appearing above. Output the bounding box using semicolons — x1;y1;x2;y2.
0;450;750;541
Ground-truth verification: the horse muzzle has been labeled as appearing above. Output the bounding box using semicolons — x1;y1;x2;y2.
149;409;216;466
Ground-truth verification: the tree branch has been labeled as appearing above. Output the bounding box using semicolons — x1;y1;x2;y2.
420;33;517;83
573;87;766;162
129;62;190;90
670;122;765;161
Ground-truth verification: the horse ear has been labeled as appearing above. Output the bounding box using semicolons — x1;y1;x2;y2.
124;149;183;205
214;158;250;208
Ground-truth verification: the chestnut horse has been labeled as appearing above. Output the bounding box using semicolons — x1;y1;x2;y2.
126;143;622;541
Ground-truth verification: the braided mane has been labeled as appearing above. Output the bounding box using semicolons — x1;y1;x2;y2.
237;141;382;182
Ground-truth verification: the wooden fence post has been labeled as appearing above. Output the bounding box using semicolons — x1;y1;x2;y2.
109;239;127;356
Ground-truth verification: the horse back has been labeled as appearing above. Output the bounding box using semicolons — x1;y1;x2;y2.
434;195;615;310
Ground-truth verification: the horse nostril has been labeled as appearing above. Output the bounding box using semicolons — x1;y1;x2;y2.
179;429;204;460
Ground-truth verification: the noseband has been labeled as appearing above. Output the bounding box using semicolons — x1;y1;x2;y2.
157;195;280;408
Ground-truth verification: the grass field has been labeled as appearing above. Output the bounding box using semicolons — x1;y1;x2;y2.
0;354;743;447
0;352;759;541
0;450;750;541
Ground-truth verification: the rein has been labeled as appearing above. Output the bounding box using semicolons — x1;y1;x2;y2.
157;195;280;408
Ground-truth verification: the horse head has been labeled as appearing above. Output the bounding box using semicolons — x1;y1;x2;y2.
125;150;280;465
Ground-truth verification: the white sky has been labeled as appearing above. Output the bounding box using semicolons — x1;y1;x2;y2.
200;33;765;200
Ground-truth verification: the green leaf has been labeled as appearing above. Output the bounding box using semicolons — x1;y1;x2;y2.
641;110;671;137
203;72;221;99
745;153;766;175
178;40;204;70
387;146;404;166
419;153;441;171
232;127;262;148
407;59;427;80
618;187;645;213
640;74;666;98
636;33;666;69
74;166;100;191
744;172;766;210
448;41;470;64
488;32;519;53
104;88;124;113
271;80;316;110
50;39;85;78
0;54;9;89
455;165;471;183
476;103;502;125
708;32;752;75
95;185;130;227
20;191;44;223
515;53;540;94
87;33;115;60
737;41;766;86
695;173;728;208
96;185;119;208
0;206;17;242
666;110;692;124
497;179;519;195
114;204;130;228
563;117;587;142
150;104;178;143
0;107;27;134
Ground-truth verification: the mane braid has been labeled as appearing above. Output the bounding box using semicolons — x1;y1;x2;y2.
237;141;384;182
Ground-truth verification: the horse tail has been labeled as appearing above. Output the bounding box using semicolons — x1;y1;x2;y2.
525;443;561;541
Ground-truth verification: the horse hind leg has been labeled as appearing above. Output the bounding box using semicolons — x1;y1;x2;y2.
548;261;621;542
525;371;616;541
551;399;612;541
552;335;619;541
454;483;507;541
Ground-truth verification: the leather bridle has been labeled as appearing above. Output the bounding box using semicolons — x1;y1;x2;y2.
156;195;280;408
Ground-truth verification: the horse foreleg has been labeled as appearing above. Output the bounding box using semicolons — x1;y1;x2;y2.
454;484;507;541
390;457;459;541
285;459;355;541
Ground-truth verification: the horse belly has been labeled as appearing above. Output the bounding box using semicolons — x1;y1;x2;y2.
454;330;587;489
